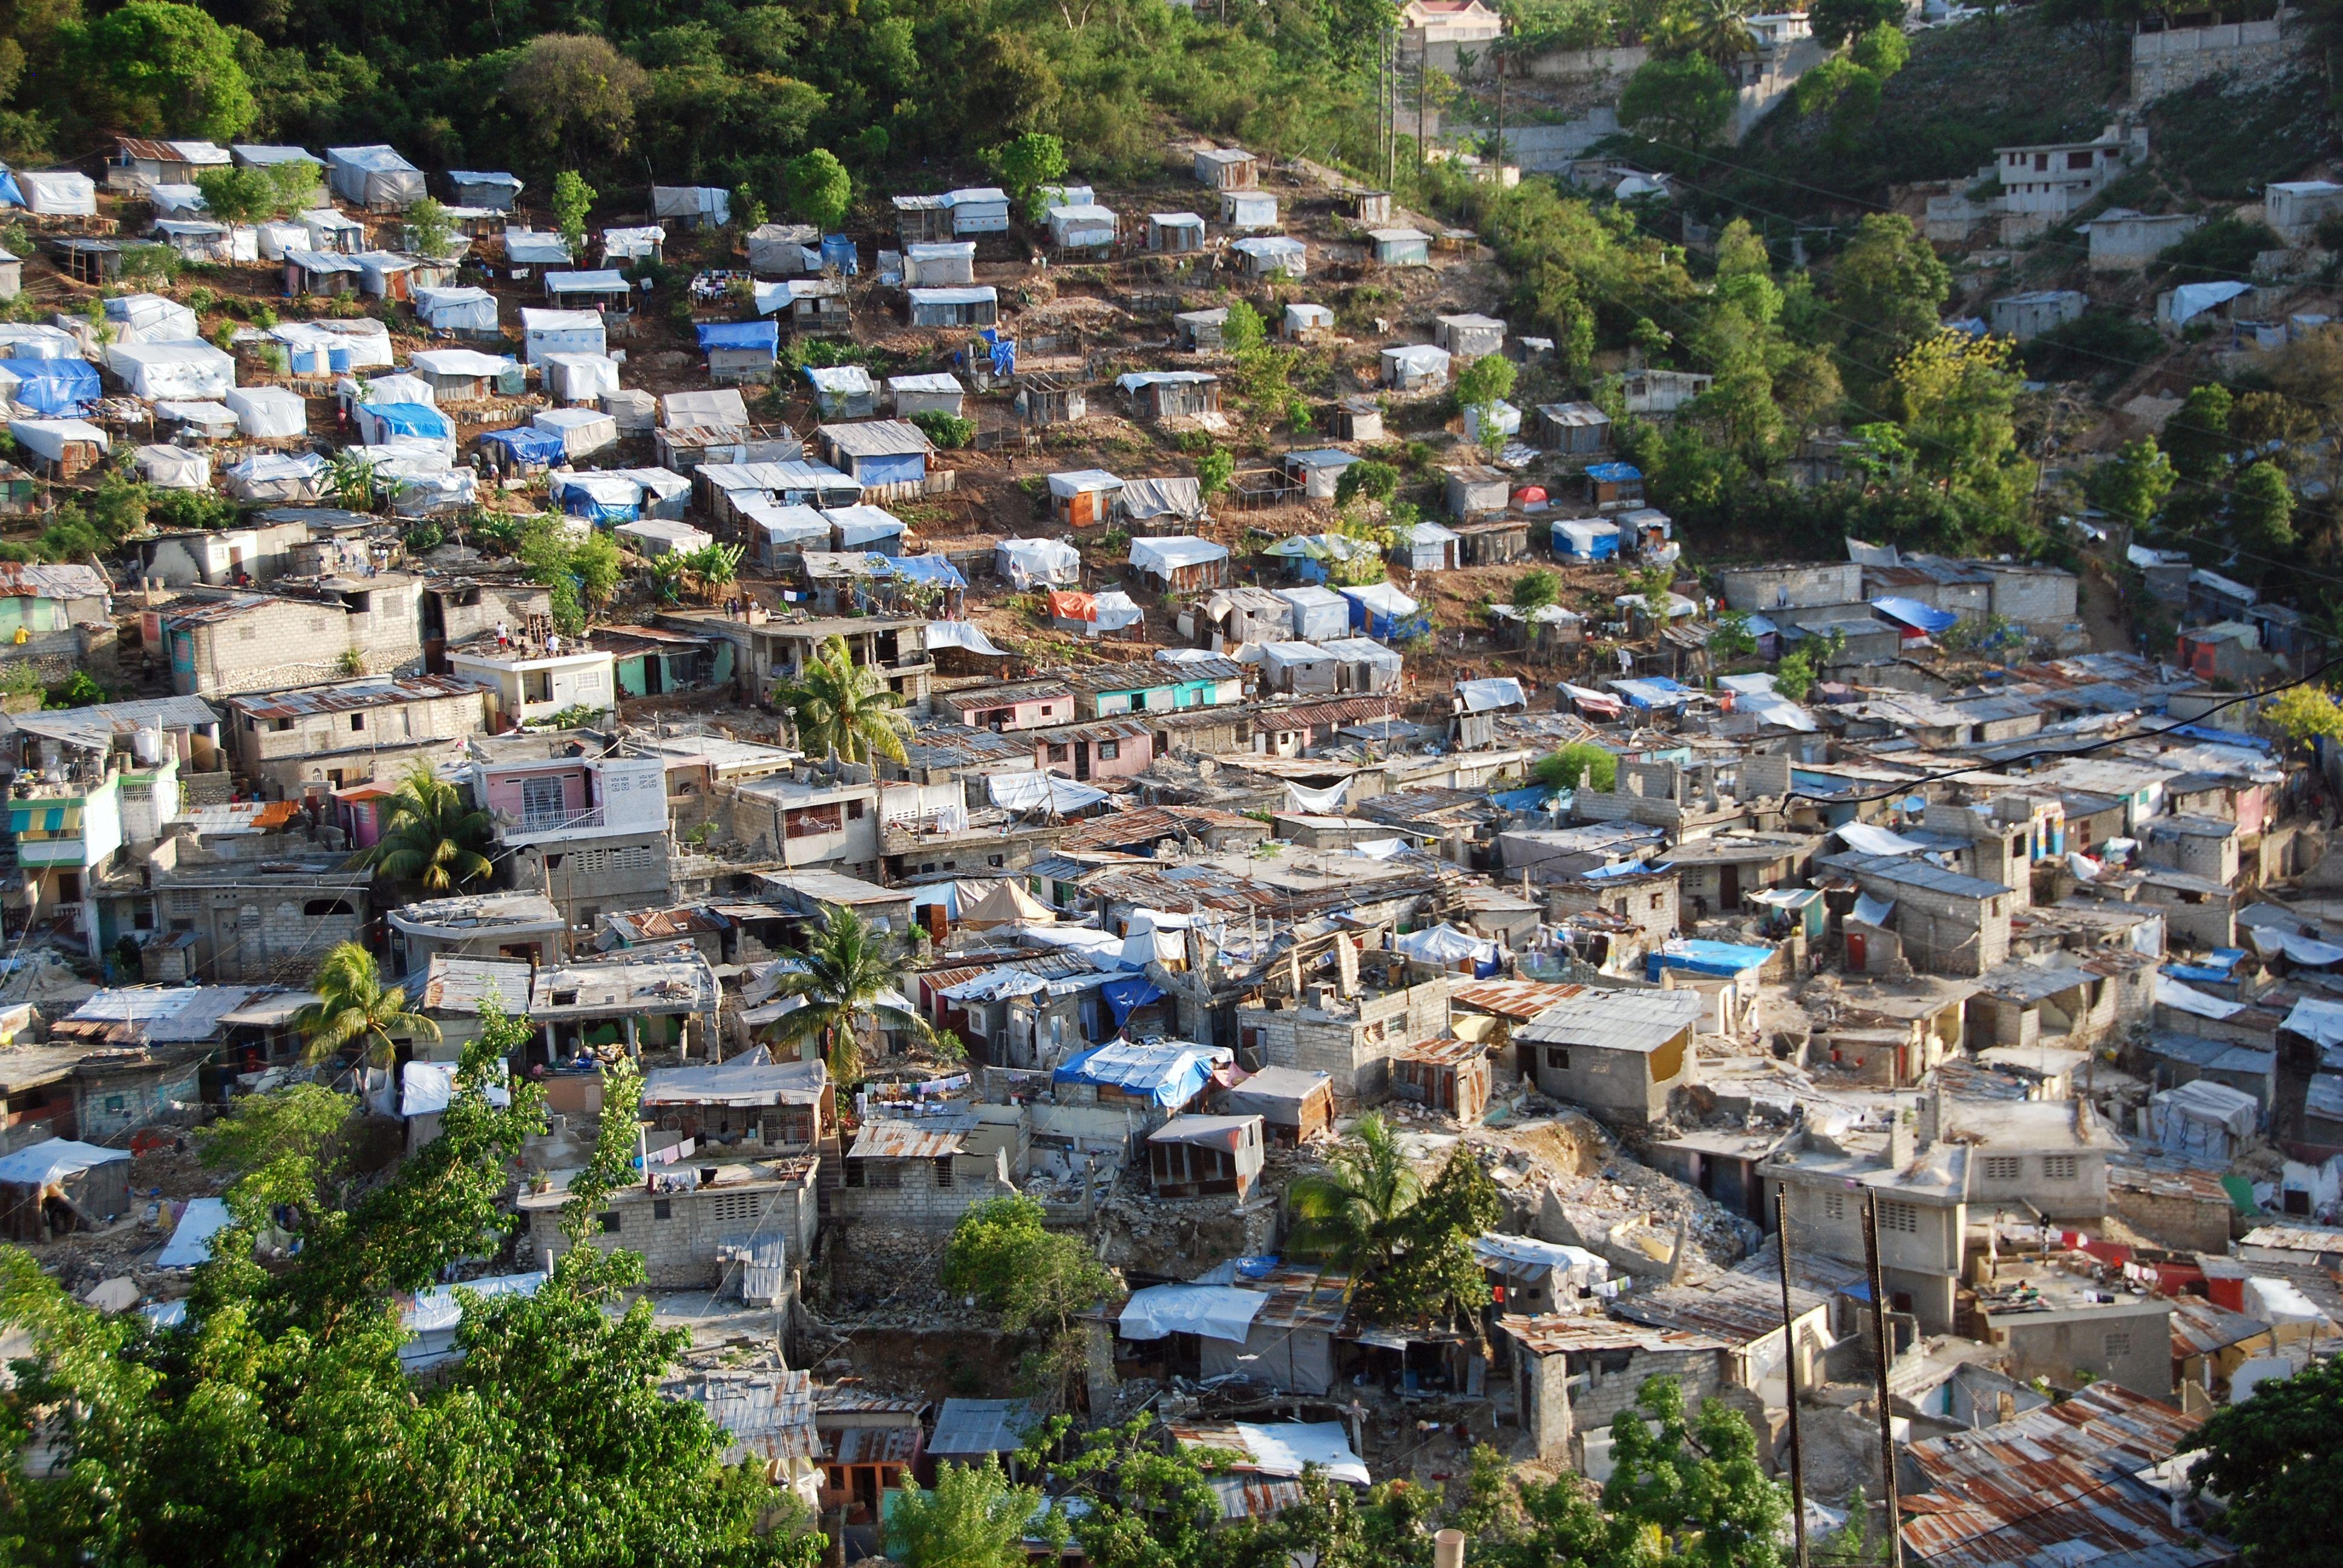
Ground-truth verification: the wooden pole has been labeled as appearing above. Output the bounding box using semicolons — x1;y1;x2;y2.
1776;1189;1810;1568
1862;1191;1907;1568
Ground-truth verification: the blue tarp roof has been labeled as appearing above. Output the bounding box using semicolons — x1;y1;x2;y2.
888;554;965;589
1870;596;1961;636
1585;462;1642;482
0;170;22;207
478;425;566;463
1100;976;1164;1026
1647;940;1773;981
358;402;451;440
696;319;779;353
1613;677;1692;709
2169;722;2270;752
1052;1038;1224;1108
0;356;99;416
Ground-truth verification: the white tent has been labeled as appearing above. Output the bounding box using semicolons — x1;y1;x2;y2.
157;1197;233;1270
392;468;478;517
1046;203;1118;249
10;418;108;462
133;444;211;490
1274;585;1349;642
356;371;435;406
17;171;96;215
254;220;310;260
541;351;622;405
0;324;80;359
988;771;1109;814
414;286;499;333
518;308;605;365
325;145;426;208
154;400;238;440
1129;536;1229;576
532;407;619;460
271;319;394;372
502;229;571;267
224;450;326;501
997;537;1081;589
1120;476;1206;525
650;186;732;224
224;385;308;439
105;293;200;344
662;388;749;429
105;339;235;400
350;438;451;479
409;348;516;381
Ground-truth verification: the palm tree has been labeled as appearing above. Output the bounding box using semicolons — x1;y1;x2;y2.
770;633;912;766
299;942;439;1067
772;904;931;1082
1656;0;1756;67
350;760;495;891
1286;1114;1420;1272
325;451;378;512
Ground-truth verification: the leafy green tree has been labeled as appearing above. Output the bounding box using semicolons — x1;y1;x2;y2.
194;165;274;226
1773;642;1820;701
1531;741;1619;791
1222;298;1267;355
550;170;597;256
1893;331;2032;521
989;131;1069;219
1289;1113;1420;1274
1455;353;1518;412
772;903;931;1082
2233;459;2295;554
1849;21;1910;74
1194;446;1235;500
1357;1144;1501;1327
352;758;496;890
2181;1357;2343;1568
2265;685;2343;748
941;1195;1117;1408
889;1459;1043;1568
1603;1377;1788;1568
404;197;456;260
1844;420;1913;485
771;632;910;765
1832;212;1952;394
2091;436;2177;528
297;942;440;1068
1511;567;1559;612
1653;0;1758;67
1336;458;1400;509
2163;383;2234;482
66;1;254;140
1618;54;1734;147
504;33;646;162
1810;0;1906;44
572;526;621;608
785;149;852;232
1709;609;1757;659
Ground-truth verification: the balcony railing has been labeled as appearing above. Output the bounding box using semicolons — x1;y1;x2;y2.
517;804;606;835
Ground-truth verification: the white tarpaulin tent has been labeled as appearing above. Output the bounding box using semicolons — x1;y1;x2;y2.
998;537;1081;589
2151;1079;2259;1165
1397;924;1501;965
1283;779;1349;814
1457;676;1525;713
224;385;307;439
2251;928;2343;967
107;340;235;400
1118;1284;1266;1342
532;407;619;460
988;771;1109;814
415;286;499;333
271;319;394;371
133;445;210;489
156;400;238;439
518;308;605;364
105;293;200;344
0;1138;129;1187
10;418;107;462
542;351;622;404
1121;475;1207;523
401;1060;513;1116
18;171;96;215
2164;280;2252;327
157;1197;233;1269
2281;996;2343;1045
1225;1424;1369;1486
651;186;732;224
393;469;478;517
0;324;80;359
1276;586;1349;642
1129;536;1228;574
2158;973;2246;1021
1836;822;1931;857
1090;591;1145;635
224;450;326;500
326;145;425;207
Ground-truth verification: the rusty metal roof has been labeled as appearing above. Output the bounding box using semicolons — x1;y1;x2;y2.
1241;1263;1352;1332
661;1368;820;1462
1392;1037;1488;1068
846;1116;973;1160
1496;1315;1728;1356
1450;979;1588;1020
2168;1296;2269;1360
1609;1273;1826;1345
224;672;491;719
1059;805;1261;852
1898;1380;2217;1568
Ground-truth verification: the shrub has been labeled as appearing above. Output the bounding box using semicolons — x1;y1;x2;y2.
909;410;974;449
148;489;238;531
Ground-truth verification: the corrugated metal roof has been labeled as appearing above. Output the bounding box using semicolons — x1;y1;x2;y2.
928;1397;1039;1456
1496;1315;1728;1356
847;1116;974;1159
1898;1380;2217;1568
1819;851;2014;900
1449;979;1589;1020
2167;1296;2269;1359
1513;987;1705;1053
224;672;490;719
419;955;532;1013
1392;1037;1487;1067
661;1368;820;1462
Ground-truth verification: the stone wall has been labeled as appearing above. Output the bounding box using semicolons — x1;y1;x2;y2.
2109;1174;2233;1252
2131;13;2302;103
525;1170;819;1289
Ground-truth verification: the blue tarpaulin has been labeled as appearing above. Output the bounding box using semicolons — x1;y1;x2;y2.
1585;461;1642;483
1647;940;1772;981
696;319;779;354
1100;976;1165;1025
819;234;858;273
0;356;99;415
479;425;567;465
1052;1038;1224;1108
358;402;452;441
1613;677;1693;710
888;554;965;589
1870;596;1961;636
2170;722;2270;752
0;169;21;207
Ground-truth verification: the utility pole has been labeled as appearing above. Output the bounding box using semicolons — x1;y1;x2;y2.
1862;1191;1908;1568
1415;39;1428;176
1776;1191;1810;1568
1492;33;1506;183
1385;28;1400;192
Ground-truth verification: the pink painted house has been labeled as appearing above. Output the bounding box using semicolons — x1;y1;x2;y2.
939;680;1075;732
1029;719;1154;785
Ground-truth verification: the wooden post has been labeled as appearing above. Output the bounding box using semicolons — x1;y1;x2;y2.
1862;1191;1907;1568
1777;1189;1810;1568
